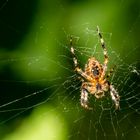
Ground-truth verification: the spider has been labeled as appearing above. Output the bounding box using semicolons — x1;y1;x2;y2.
70;26;120;110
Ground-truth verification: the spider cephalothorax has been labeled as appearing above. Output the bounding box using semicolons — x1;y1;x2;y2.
70;26;120;110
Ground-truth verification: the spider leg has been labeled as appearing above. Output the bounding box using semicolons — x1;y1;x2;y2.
80;82;94;110
110;84;120;110
70;36;93;81
70;36;79;68
97;26;108;77
81;88;93;110
106;66;116;79
81;88;89;109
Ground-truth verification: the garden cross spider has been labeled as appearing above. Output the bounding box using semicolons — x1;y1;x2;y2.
70;26;120;110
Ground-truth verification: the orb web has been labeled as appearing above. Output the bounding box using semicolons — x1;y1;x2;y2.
0;1;140;139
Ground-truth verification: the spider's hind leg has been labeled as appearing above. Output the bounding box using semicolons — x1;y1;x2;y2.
81;88;89;109
81;87;93;110
110;84;120;110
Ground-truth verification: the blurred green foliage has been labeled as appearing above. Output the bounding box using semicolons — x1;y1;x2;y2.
0;0;140;140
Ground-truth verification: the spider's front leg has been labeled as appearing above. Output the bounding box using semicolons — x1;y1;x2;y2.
70;36;79;68
110;84;120;110
70;36;93;81
97;26;108;78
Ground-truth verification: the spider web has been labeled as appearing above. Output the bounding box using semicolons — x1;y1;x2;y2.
0;0;140;140
57;24;140;140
